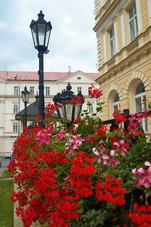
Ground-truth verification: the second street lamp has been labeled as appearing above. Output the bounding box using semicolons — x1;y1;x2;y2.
30;11;52;127
21;86;30;130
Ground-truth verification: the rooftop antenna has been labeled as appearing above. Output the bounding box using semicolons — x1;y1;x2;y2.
68;65;72;73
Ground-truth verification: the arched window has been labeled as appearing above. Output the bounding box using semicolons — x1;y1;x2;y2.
134;82;147;132
109;90;120;117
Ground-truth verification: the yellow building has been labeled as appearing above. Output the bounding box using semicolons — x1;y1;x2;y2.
94;0;151;132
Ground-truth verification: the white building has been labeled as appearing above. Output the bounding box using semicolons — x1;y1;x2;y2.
0;70;98;157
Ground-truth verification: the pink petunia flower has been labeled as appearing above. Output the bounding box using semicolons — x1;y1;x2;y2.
132;162;151;188
56;129;66;142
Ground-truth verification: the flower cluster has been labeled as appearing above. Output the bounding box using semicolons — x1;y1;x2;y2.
71;95;83;105
68;152;95;199
36;126;53;145
129;203;151;227
96;176;126;207
128;113;145;138
113;110;127;125
93;144;118;167
45;102;58;118
112;139;129;157
65;134;84;155
8;93;151;227
89;84;103;98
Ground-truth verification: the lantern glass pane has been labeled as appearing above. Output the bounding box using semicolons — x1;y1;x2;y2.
22;92;30;103
66;104;72;121
25;93;30;103
74;104;81;119
31;24;38;47
45;25;51;47
58;104;64;119
37;23;46;46
22;94;25;103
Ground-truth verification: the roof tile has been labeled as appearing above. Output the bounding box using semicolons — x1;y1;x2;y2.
0;71;99;81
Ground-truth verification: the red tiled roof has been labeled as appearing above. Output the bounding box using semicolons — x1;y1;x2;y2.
0;71;99;81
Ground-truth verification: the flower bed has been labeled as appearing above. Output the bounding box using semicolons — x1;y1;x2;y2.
8;88;151;227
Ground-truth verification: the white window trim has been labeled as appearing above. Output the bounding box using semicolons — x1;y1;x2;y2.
114;22;118;53
148;0;151;25
128;3;138;41
103;32;107;62
109;24;116;58
120;14;126;47
135;0;142;33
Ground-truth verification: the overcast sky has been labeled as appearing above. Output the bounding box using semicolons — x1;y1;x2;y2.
0;0;98;73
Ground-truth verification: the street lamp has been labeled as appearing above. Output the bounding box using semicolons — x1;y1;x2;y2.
30;11;52;127
53;83;84;125
21;86;30;130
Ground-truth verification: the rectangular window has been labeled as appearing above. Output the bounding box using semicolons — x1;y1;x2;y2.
13;104;18;114
30;87;34;95
46;87;50;96
14;86;19;96
88;104;93;114
109;25;116;57
129;3;138;41
77;87;82;94
13;122;18;133
88;87;92;96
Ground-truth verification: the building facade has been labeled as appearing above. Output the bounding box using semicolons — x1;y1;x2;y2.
94;0;151;131
0;70;98;156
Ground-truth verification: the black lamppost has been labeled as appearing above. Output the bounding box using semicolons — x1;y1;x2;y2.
53;83;84;125
30;11;52;128
21;86;30;130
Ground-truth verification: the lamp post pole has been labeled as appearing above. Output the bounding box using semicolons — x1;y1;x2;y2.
38;50;45;128
24;101;27;130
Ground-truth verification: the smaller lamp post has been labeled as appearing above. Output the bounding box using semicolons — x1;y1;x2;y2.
21;86;30;130
53;83;84;126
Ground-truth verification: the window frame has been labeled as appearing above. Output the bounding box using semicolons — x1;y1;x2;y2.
77;87;82;94
13;122;18;133
13;104;18;114
30;86;34;96
45;86;50;96
109;24;116;57
128;2;138;41
14;86;19;96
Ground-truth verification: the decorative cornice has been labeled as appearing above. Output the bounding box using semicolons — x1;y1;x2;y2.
96;41;151;84
94;0;127;35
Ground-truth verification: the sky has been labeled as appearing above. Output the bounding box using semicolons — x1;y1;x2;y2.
0;0;98;73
